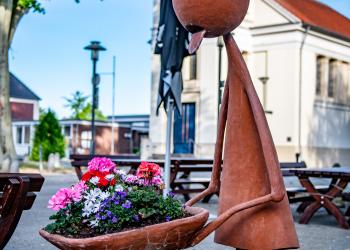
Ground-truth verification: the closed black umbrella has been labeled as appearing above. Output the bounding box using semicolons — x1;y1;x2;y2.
154;0;190;196
155;0;189;114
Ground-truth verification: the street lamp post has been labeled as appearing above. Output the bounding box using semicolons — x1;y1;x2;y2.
84;41;106;155
217;37;224;116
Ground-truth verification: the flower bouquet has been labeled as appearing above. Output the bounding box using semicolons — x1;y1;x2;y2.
39;157;209;250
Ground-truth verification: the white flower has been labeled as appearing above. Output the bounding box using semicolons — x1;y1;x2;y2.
99;191;110;201
92;203;101;213
116;169;126;175
82;201;94;217
115;185;124;192
84;188;101;203
89;176;99;185
105;174;115;181
90;219;99;228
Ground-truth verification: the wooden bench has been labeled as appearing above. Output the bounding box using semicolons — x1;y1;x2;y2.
70;155;308;203
0;173;44;249
343;193;350;219
286;164;350;211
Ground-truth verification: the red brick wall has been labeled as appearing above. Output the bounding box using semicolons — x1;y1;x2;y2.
70;124;133;155
11;102;34;121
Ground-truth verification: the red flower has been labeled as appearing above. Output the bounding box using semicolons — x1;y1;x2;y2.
137;162;161;180
110;179;116;186
81;171;93;182
82;170;116;187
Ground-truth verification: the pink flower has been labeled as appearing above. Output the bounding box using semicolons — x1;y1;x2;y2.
48;188;73;211
151;176;164;186
71;181;87;202
88;157;116;173
125;174;139;184
48;181;87;211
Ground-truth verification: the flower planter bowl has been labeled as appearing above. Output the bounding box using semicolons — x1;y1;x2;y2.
39;206;209;250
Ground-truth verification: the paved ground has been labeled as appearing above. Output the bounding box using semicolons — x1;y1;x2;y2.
5;174;350;250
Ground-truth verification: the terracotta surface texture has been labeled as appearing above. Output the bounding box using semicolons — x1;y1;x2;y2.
275;0;350;40
172;0;249;38
173;0;300;249
39;206;209;250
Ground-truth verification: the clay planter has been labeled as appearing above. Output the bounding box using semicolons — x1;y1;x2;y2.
39;206;209;250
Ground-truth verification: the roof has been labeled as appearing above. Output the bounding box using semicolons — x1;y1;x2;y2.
10;73;41;101
108;114;150;123
275;0;350;41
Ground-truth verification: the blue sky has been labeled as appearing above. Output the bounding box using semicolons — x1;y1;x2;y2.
9;0;350;119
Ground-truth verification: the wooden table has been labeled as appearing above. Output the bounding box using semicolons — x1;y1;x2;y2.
289;168;350;229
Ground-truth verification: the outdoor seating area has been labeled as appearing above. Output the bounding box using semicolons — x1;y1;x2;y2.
70;155;312;202
1;0;350;249
70;154;350;228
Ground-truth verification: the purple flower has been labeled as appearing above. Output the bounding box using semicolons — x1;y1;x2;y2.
118;191;127;199
167;192;175;198
122;200;132;209
101;215;107;220
133;215;140;222
112;217;118;223
165;216;171;222
106;211;113;218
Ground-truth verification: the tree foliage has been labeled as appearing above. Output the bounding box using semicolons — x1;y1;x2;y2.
64;91;89;119
64;91;107;121
30;109;65;161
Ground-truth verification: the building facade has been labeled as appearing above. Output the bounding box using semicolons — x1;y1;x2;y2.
9;73;150;158
148;0;350;166
13;116;149;158
9;73;40;156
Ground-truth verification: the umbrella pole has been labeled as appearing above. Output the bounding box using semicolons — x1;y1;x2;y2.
164;97;174;198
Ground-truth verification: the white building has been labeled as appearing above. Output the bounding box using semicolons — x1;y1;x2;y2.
148;0;350;167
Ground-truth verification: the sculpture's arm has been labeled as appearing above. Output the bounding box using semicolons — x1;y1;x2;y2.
185;69;229;207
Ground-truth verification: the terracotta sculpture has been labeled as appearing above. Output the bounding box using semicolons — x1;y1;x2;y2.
172;0;300;249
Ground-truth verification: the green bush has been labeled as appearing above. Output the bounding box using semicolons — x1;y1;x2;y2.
30;109;65;161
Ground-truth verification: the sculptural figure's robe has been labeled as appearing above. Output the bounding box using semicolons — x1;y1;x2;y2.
214;34;299;249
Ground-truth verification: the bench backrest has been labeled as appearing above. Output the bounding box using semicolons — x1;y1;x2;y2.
0;173;44;249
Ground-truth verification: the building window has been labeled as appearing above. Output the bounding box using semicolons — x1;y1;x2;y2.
328;59;336;98
316;56;323;96
173;103;196;154
189;55;197;80
24;126;30;144
16;126;23;144
81;131;91;149
64;126;71;137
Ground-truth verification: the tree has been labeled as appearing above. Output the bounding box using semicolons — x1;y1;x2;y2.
30;109;65;161
64;91;106;121
0;0;101;172
64;91;89;119
78;103;107;121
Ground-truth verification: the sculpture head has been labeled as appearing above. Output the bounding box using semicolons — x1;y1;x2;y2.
172;0;250;53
